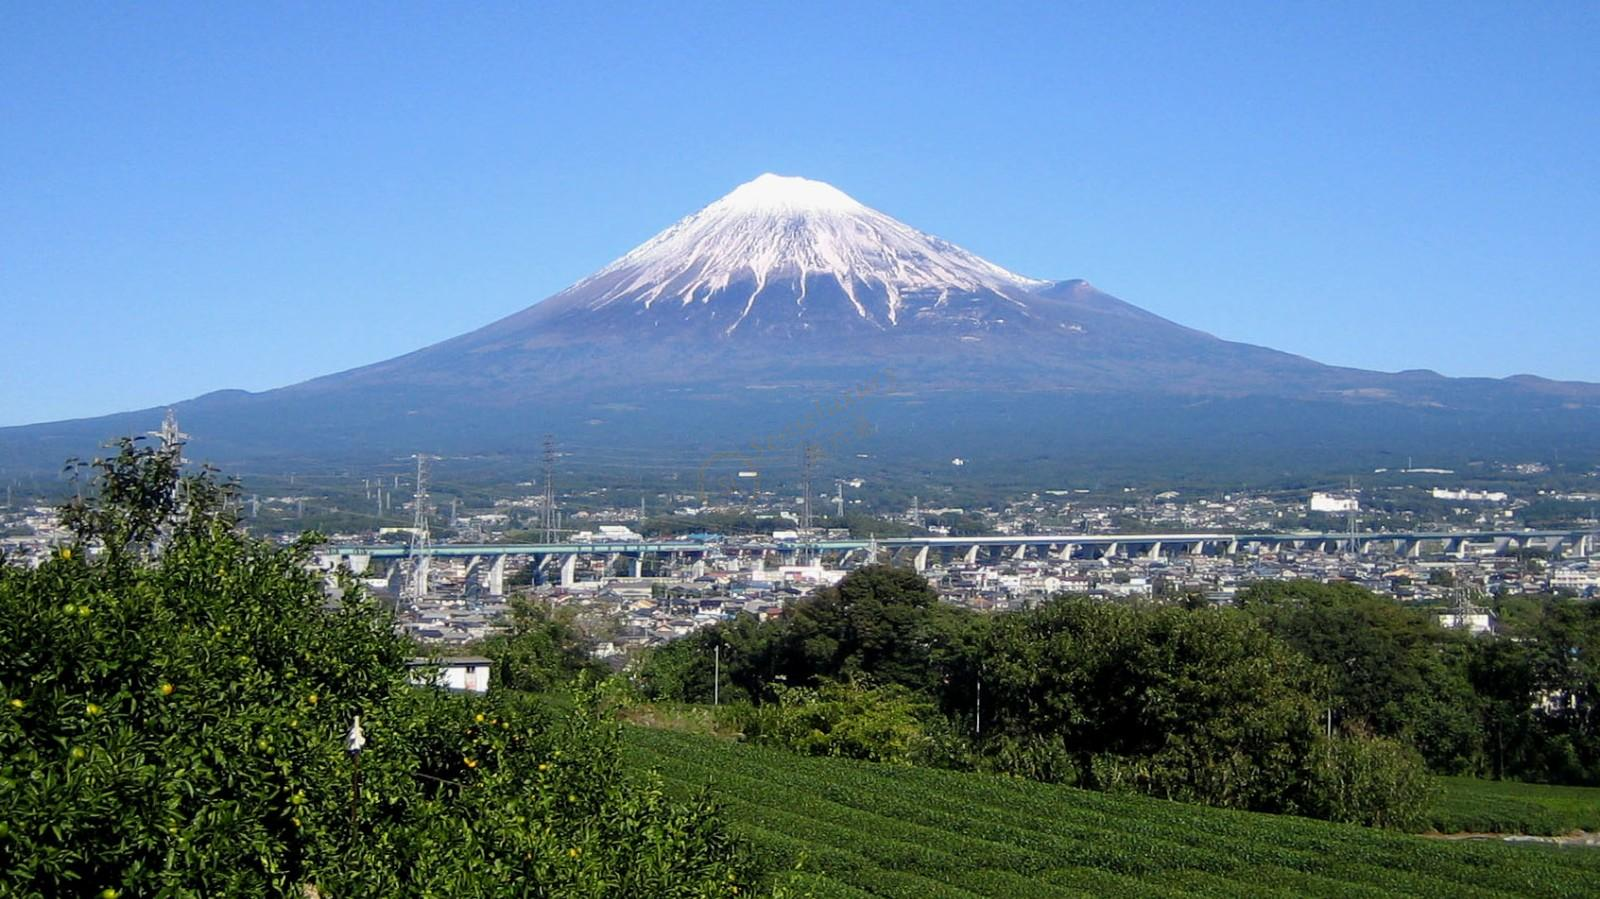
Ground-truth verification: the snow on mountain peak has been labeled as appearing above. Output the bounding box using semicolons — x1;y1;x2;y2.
565;174;1049;333
714;173;865;214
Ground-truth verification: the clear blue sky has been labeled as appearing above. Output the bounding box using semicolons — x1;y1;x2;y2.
4;2;1597;427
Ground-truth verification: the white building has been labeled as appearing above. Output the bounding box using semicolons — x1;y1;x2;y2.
1437;612;1496;636
1310;492;1359;513
1431;488;1508;503
1549;567;1600;593
406;656;493;694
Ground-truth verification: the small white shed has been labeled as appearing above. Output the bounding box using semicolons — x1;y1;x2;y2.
406;656;493;694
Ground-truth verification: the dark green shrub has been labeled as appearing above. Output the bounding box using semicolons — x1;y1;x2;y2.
730;680;936;765
1305;733;1437;829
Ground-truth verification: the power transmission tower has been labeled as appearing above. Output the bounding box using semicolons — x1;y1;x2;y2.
541;435;558;544
799;443;819;566
404;454;434;602
148;408;189;462
801;442;818;532
1346;476;1358;551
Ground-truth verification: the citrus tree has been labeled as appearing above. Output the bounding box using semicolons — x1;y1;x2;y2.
0;438;751;897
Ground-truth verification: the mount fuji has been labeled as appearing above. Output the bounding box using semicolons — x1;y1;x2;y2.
5;174;1599;481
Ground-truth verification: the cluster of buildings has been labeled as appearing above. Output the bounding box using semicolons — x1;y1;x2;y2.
359;526;1595;673
7;460;1598;671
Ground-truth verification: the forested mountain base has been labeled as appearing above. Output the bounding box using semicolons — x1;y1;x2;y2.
627;727;1600;898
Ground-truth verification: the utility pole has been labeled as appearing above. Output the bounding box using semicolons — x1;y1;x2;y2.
345;716;366;827
834;479;845;518
975;668;982;736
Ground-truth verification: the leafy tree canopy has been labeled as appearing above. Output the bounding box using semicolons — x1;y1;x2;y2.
0;438;751;896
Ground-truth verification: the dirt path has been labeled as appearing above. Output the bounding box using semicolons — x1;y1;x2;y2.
1425;830;1600;848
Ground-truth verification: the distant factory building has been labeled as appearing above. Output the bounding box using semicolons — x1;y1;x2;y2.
1431;488;1508;503
1310;492;1359;513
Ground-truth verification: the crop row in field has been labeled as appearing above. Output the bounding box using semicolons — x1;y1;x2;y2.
625;727;1600;898
1429;776;1600;836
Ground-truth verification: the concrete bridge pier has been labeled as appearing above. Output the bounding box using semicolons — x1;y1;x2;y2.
913;545;930;573
559;554;576;587
631;556;644;578
488;554;506;597
1056;543;1077;560
1145;542;1163;560
964;545;980;565
1103;541;1119;559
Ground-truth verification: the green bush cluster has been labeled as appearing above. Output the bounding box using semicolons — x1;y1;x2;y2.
978;598;1324;813
721;680;939;765
640;570;1434;824
1305;734;1437;829
0;439;751;897
1241;581;1600;786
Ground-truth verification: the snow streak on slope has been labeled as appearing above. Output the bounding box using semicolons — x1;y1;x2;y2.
566;174;1048;332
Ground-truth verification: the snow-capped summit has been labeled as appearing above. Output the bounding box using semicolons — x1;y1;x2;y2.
543;173;1049;335
714;173;865;214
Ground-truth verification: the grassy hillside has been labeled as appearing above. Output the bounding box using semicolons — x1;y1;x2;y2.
1429;777;1600;836
625;727;1600;898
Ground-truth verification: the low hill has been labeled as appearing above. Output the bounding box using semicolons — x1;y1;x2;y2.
625;727;1600;898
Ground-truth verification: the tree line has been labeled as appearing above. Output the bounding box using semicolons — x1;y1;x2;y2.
636;566;1600;826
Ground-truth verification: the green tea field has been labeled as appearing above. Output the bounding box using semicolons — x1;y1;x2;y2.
625;728;1600;898
1428;776;1600;837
